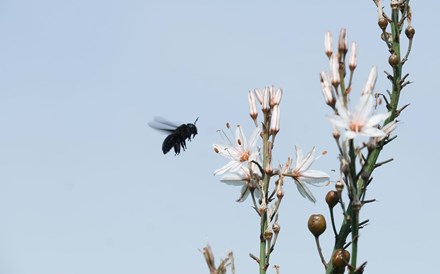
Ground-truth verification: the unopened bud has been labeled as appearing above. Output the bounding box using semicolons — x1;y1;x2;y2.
248;90;258;121
320;72;335;107
254;88;263;105
362;66;377;95
330;54;340;88
349;42;357;71
271;87;282;106
262;87;270;112
338;28;348;56
269;104;280;135
273;222;280;233
324;31;333;58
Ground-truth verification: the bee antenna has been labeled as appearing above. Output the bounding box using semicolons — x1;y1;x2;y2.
194;117;199;124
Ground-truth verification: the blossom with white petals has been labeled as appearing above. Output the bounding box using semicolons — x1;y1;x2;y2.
213;125;261;176
283;146;330;203
219;164;262;202
330;94;391;140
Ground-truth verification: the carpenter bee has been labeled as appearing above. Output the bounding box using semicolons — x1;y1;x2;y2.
148;117;199;155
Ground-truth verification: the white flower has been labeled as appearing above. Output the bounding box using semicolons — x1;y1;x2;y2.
220;164;262;202
330;94;391;140
284;146;330;203
213;125;261;176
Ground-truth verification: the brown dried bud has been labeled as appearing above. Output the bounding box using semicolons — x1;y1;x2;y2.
307;214;327;237
332;249;351;268
325;191;339;209
341;160;350;175
388;53;399;67
264;229;273;240
272;222;281;234
378;17;388;30
276;189;284;199
405;26;415;39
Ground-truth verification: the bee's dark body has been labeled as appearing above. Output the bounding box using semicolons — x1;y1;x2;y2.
149;117;198;155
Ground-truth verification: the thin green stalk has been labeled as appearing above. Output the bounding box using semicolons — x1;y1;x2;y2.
349;203;360;274
259;112;270;274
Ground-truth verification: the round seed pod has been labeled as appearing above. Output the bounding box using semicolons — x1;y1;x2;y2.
307;214;327;237
326;191;339;208
332;249;351;268
405;26;415;39
389;53;399;67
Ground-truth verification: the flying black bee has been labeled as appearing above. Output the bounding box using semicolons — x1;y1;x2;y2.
148;117;199;155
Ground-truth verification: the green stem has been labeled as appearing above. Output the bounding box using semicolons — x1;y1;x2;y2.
349;203;360;273
259;112;270;274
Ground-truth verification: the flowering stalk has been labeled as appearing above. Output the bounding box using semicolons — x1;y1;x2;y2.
213;86;329;274
317;2;414;274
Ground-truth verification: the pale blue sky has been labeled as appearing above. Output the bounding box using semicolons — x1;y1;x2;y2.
0;1;438;274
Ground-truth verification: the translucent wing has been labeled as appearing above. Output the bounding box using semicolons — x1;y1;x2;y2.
148;116;178;134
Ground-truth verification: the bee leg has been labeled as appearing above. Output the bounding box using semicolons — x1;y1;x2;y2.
174;143;180;155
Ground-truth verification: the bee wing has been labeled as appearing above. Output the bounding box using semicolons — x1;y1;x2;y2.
148;116;178;134
153;116;179;128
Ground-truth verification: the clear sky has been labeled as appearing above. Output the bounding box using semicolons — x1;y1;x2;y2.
0;1;438;274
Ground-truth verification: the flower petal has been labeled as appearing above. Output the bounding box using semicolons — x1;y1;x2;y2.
294;179;316;203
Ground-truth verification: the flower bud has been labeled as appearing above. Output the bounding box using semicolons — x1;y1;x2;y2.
320;72;335;107
254;88;263;105
362;66;377;95
330;54;340;88
269;104;280;135
348;42;357;71
325;190;339;209
248;90;258;121
262;87;270;112
324;31;333;58
271;87;282;106
307;214;327;237
272;222;281;234
332;249;350;268
338;28;348;56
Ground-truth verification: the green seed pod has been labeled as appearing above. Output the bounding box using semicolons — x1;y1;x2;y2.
326;191;339;208
307;214;327;237
332;249;351;268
